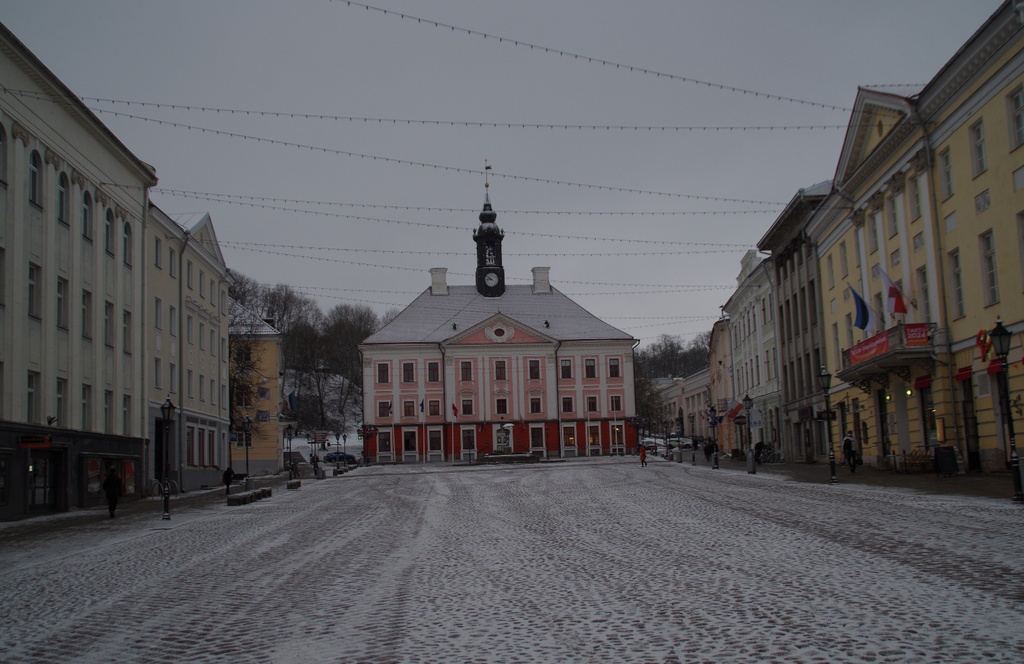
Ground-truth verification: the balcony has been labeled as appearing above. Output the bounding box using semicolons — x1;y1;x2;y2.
837;323;934;392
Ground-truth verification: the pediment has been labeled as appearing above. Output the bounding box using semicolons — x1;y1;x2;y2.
835;88;914;187
445;314;553;347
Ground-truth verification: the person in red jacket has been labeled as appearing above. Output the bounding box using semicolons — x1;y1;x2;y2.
639;445;647;467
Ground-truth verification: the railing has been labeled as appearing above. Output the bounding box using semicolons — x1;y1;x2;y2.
842;323;931;369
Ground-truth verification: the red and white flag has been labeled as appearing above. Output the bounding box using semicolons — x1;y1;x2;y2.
879;268;908;314
451;403;459;418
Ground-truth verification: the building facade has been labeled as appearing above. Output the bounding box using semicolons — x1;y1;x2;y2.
814;2;1024;473
359;196;639;462
723;250;783;458
147;206;231;493
757;182;832;464
227;299;282;478
0;24;157;519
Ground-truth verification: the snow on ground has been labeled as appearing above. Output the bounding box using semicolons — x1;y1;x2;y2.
0;456;1021;663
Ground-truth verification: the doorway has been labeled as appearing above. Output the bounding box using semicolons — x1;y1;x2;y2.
28;451;60;511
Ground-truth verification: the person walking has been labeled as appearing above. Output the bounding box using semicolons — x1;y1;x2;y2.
102;467;122;518
842;431;857;473
222;466;235;495
639;445;647;467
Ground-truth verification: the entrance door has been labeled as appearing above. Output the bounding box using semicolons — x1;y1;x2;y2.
960;379;980;471
28;451;59;510
876;390;890;458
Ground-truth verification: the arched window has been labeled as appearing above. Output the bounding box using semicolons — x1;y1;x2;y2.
104;209;114;254
29;150;42;205
57;172;69;224
82;191;93;240
122;221;133;266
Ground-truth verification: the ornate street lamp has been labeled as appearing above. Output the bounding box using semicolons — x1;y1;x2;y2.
688;413;696;465
709;403;719;470
335;431;342;470
991;318;1022;501
159;397;176;520
818;366;837;484
284;424;294;480
744;393;755;475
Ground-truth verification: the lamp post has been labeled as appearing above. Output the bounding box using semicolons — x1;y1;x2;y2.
285;424;294;480
335;431;341;470
991;318;1023;501
744;394;755;475
242;416;252;479
709;404;719;469
159;397;176;520
819;366;837;484
688;413;696;465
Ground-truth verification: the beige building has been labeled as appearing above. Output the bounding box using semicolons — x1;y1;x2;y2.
812;1;1024;474
228;299;283;476
147;206;231;492
0;23;157;519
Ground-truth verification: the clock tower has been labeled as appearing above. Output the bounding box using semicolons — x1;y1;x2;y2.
474;190;505;297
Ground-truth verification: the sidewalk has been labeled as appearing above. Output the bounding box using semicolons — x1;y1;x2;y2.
685;453;1016;500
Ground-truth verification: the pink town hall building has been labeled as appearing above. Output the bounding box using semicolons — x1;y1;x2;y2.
358;195;639;463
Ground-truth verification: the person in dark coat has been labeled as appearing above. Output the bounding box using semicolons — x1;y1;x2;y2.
222;467;235;495
842;432;857;473
102;467;122;518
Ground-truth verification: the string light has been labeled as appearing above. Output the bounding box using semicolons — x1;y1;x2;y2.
152;187;784;215
75;94;844;132
336;2;849;112
217;239;752;255
172;195;766;247
76;107;783;204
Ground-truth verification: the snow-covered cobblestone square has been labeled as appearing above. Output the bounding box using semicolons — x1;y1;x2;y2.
1;457;1022;663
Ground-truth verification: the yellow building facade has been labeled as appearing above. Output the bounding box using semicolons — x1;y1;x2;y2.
228;300;284;477
812;3;1024;473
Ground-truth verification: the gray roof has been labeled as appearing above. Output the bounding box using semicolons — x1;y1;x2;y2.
362;285;635;345
228;298;280;336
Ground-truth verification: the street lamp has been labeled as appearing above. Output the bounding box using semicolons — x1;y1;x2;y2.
159;397;176;520
744;393;755;475
818;366;837;484
991;318;1023;501
285;424;294;480
709;404;719;470
335;431;341;470
242;416;252;482
688;413;696;465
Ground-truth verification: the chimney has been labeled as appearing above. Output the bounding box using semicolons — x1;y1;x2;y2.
532;267;551;294
430;267;448;295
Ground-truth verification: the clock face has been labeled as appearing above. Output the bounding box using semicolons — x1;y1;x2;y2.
484;272;499;287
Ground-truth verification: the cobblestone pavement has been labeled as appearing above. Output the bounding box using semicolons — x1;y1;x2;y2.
1;457;1022;663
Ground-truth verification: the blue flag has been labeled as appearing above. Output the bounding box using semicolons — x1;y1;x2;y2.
849;285;877;334
419;399;424;412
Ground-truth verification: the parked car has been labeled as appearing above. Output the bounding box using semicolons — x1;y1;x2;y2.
640;438;658;452
324;452;357;464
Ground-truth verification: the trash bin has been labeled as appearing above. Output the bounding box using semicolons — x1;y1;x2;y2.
316;467;326;480
245;477;255;491
676;449;683;463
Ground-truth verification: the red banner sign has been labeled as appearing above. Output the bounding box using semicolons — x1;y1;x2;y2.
848;331;890;365
904;323;929;347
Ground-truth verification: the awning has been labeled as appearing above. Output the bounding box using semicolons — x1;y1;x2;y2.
987;359;1004;374
913;375;932;389
955;366;972;381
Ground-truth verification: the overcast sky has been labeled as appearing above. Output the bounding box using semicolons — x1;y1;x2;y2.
1;1;1002;347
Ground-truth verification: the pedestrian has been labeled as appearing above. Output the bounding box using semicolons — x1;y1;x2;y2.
754;440;765;464
639;445;647;467
102;466;122;518
222;466;235;495
842;431;857;473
